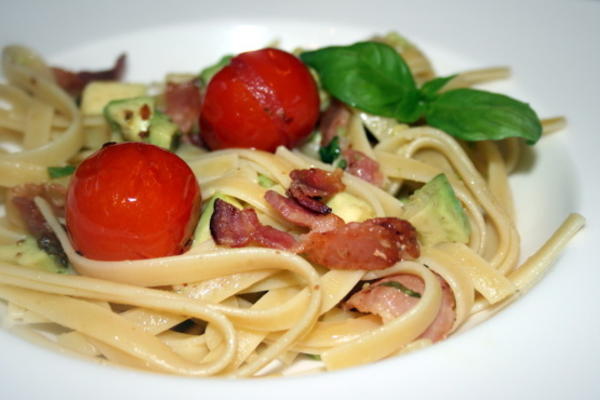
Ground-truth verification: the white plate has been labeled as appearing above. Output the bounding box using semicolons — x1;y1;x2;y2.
1;1;599;399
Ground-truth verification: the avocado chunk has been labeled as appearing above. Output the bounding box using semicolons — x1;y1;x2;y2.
327;192;375;223
194;193;243;244
103;96;180;150
81;82;147;116
402;174;470;246
104;96;155;141
257;173;276;188
0;236;70;274
149;111;180;150
199;54;233;85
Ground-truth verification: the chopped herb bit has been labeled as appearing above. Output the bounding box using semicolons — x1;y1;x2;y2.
319;136;342;163
47;165;75;179
304;353;322;361
380;281;421;298
257;173;276;188
334;157;347;170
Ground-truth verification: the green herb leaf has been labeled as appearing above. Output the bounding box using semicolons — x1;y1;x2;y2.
47;165;75;179
425;88;542;144
380;281;421;298
319;136;342;163
334;158;348;170
303;41;542;145
420;75;457;101
199;54;233;85
304;353;322;361
301;42;423;123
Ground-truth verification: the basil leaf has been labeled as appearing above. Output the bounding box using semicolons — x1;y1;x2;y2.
319;136;342;163
420;75;457;101
47;165;75;179
380;281;421;298
301;42;423;123
425;88;542;144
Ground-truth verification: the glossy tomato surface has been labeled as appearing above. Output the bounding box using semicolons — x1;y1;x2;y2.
200;48;320;152
66;142;201;261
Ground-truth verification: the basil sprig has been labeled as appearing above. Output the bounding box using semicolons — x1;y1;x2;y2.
301;41;423;123
301;42;542;144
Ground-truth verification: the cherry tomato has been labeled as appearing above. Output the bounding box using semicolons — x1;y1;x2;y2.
200;48;320;152
66;142;201;261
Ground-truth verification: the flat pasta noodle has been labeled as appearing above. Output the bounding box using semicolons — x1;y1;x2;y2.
0;40;585;378
320;262;443;370
0;46;83;187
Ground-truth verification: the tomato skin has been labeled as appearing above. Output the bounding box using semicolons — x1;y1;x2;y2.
200;48;320;152
66;142;201;261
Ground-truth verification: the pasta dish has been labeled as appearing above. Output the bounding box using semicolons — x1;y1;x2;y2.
0;32;585;378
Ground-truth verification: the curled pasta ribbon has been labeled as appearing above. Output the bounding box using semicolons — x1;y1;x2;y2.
0;282;235;376
320;262;442;370
0;46;83;187
33;197;322;377
458;213;585;330
375;127;520;274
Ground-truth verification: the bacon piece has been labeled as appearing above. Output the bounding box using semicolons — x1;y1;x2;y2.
8;184;68;266
210;199;297;250
345;274;456;342
299;217;419;270
52;54;126;98
214;191;419;271
343;149;384;187
287;168;345;214
319;99;351;146
265;188;419;270
264;190;344;233
7;183;67;222
164;80;202;135
318;102;384;187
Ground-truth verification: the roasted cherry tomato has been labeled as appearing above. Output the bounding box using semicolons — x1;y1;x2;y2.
200;48;320;152
66;142;201;261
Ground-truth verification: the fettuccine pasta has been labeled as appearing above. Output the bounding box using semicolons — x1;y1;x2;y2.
0;36;584;378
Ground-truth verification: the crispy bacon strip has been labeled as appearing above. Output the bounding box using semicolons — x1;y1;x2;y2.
214;167;419;271
8;184;68;266
210;199;297;250
343;149;384;187
7;183;66;219
52;54;126;98
287;168;345;214
319;99;351;146
318;100;384;187
299;218;419;270
164;80;202;134
264;190;344;233
345;274;455;342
